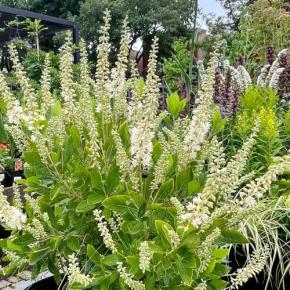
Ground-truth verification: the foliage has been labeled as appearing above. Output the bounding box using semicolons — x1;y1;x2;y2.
0;0;81;19
163;39;192;92
227;86;284;171
78;0;197;68
1;10;290;290
226;0;290;66
0;147;15;171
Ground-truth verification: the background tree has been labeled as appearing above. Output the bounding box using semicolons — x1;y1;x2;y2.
0;0;82;19
78;0;197;74
0;0;30;9
218;0;257;29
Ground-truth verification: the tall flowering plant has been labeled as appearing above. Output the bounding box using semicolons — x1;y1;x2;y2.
0;10;290;290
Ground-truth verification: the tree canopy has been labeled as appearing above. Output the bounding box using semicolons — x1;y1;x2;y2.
78;0;197;70
0;0;197;73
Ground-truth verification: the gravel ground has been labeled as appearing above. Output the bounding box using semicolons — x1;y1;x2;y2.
0;271;32;290
0;271;52;290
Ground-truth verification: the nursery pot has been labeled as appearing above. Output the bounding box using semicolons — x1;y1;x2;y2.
25;276;68;290
0;226;10;259
11;170;24;183
25;276;58;290
0;171;13;187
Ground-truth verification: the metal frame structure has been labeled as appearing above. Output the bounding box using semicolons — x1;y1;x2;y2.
0;5;80;62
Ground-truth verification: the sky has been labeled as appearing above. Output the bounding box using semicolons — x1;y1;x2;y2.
199;0;226;17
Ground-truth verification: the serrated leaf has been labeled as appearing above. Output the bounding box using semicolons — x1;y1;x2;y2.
87;244;101;265
102;254;120;266
67;236;80;251
154;178;174;201
187;179;200;195
87;192;105;205
103;195;137;213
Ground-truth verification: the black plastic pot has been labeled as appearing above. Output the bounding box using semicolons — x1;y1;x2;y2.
25;276;67;290
0;171;13;187
25;276;58;290
11;170;24;183
0;225;10;259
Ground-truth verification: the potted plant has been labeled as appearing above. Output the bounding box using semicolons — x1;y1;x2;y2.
0;10;290;290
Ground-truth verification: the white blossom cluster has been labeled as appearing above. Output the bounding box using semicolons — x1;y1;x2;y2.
95;9;112;122
130;37;160;170
109;212;124;233
0;185;27;230
68;253;93;288
117;262;145;290
179;123;259;228
194;281;207;290
229;246;269;289
139;241;153;273
168;229;181;250
197;228;221;274
238;154;290;208
40;54;54;114
110;17;129;120
113;130;138;187
25;218;47;240
12;183;23;209
151;147;170;190
170;197;185;215
94;209;117;253
257;48;289;89
9;43;41;121
60;33;78;122
224;59;251;91
237;65;252;91
179;45;221;170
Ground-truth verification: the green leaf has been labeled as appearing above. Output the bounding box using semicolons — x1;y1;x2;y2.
177;258;193;286
122;221;143;235
106;165;120;194
48;257;61;283
187;179;201;195
87;244;101;265
67;236;80;251
23;151;42;167
87;192;105;205
103;195;137;214
50;184;63;200
212;263;230;276
6;240;24;253
166;92;186;118
76;200;95;213
70;126;81;148
211;248;229;261
13;234;34;246
212;110;227;134
51;100;62;116
182;254;197;269
102;254;120;266
90;170;103;189
30;247;50;264
155;220;174;248
220;230;249;244
180;233;200;249
154;178;174;201
208;279;228;290
126;256;140;275
176;167;192;193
